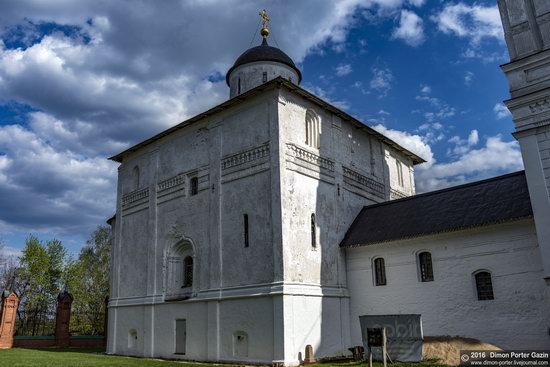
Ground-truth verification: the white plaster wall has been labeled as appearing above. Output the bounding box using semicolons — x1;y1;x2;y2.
228;61;299;98
384;149;414;196
346;219;550;349
500;0;550;287
109;90;285;363
109;297;275;363
283;294;350;364
109;84;422;364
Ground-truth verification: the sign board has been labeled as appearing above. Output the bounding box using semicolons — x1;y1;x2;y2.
359;314;423;362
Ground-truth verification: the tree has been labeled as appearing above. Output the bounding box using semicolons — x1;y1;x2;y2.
17;235;68;336
67;225;111;335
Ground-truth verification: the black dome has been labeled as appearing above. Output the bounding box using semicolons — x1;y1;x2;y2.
226;38;302;85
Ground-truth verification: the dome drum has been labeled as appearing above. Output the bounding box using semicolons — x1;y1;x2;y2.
227;38;301;98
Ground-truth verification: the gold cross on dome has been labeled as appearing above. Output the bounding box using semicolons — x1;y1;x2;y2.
259;9;270;30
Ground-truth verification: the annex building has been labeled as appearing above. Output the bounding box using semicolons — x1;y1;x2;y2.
106;2;550;364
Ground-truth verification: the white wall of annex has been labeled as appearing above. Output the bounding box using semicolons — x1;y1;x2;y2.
346;219;550;349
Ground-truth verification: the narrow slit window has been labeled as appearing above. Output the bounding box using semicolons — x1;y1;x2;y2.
311;213;316;248
418;252;434;282
262;72;267;82
374;258;386;286
475;271;494;300
190;177;198;196
243;214;249;248
183;256;193;288
237;77;241;95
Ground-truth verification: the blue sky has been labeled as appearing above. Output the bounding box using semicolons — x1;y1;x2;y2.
0;0;521;257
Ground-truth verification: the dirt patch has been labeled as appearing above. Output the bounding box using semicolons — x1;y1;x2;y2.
423;336;502;366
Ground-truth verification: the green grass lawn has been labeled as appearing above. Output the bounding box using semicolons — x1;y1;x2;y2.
0;347;448;367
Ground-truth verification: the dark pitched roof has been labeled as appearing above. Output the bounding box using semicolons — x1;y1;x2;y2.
226;38;302;85
109;77;425;164
340;171;533;248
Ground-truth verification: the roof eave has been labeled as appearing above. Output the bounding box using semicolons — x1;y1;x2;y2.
280;80;426;165
108;79;282;162
341;215;533;248
110;76;425;165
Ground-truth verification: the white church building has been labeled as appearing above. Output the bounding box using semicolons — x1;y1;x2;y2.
106;2;550;364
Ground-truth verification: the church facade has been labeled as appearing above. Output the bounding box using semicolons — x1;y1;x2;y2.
106;2;550;364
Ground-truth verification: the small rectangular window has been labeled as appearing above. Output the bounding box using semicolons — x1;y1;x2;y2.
262;72;267;82
244;214;249;248
190;177;198;196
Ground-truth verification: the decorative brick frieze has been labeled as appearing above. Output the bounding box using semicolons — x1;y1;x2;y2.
122;187;149;207
221;143;270;170
286;144;334;172
343;166;384;198
390;188;408;200
157;173;185;192
529;97;550;113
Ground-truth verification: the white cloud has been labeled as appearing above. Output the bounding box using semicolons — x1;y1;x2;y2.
2;1;403;236
373;124;522;193
392;10;425;47
415;87;457;123
373;124;434;164
408;0;425;7
303;83;351;111
370;67;394;97
417;135;523;192
468;129;479;145
447;129;479;156
464;71;474;86
335;63;352;76
494;102;511;120
0;124;117;234
416;122;445;143
432;3;503;44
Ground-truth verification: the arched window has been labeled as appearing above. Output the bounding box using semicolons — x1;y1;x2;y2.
418;251;434;282
305;109;321;149
396;160;404;186
165;240;194;301
132;166;140;190
374;258;386;286
183;256;193;288
190;177;198;196
311;213;316;248
474;271;494;300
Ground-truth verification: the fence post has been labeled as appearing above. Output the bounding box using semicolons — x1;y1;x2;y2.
55;291;73;347
104;296;109;346
0;291;19;349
